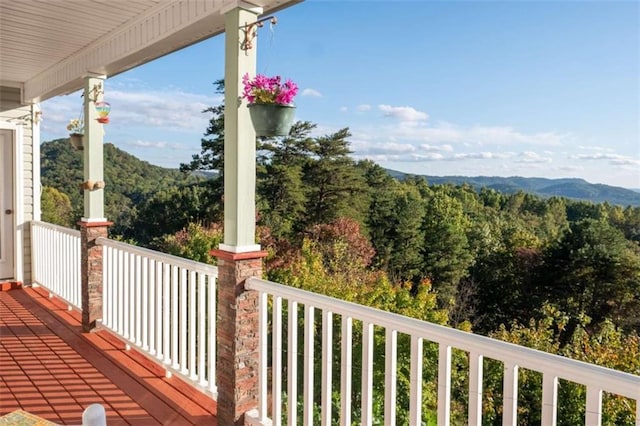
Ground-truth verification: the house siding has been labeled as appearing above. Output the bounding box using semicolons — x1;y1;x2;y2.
0;86;35;284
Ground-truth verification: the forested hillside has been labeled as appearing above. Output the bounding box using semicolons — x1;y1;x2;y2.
40;138;203;234
41;89;640;423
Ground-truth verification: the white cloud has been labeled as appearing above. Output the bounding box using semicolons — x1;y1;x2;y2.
131;140;168;148
451;152;515;160
572;153;640;166
339;106;348;113
514;151;553;164
302;88;322;97
349;119;573;150
351;140;456;158
578;145;614;152
419;144;454;152
108;90;217;130
127;140;188;150
356;104;372;112
378;104;429;122
358;152;445;162
41;88;219;135
465;126;570;147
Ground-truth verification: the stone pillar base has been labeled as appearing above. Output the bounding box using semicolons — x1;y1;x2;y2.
79;221;111;333
212;249;267;425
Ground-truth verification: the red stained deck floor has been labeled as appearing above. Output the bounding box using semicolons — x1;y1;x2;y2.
0;287;217;425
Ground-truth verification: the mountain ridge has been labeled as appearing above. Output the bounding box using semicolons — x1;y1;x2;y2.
385;169;640;207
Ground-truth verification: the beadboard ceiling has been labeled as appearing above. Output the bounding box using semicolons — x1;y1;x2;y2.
0;0;300;102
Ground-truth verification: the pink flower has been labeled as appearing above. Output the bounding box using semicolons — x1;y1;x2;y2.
242;73;298;105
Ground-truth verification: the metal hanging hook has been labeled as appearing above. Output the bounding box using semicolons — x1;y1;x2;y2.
240;15;277;51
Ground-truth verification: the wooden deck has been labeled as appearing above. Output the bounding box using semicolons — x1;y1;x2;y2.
0;286;217;425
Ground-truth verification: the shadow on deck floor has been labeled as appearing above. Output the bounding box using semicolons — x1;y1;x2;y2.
0;287;217;425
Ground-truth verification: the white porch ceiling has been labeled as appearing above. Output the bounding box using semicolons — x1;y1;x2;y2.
0;0;300;103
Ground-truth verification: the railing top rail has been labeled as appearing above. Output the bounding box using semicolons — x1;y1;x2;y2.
31;220;81;237
96;237;218;275
246;277;640;399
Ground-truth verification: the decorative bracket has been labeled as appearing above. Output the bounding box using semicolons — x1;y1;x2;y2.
86;83;104;103
240;15;277;51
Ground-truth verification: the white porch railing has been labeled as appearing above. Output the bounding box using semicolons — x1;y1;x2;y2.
246;277;640;426
31;220;82;310
96;237;218;397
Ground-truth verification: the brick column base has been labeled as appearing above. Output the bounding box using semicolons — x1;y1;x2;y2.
211;249;268;425
79;221;111;333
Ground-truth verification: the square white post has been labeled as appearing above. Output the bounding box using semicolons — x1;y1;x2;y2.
220;3;261;253
82;74;106;222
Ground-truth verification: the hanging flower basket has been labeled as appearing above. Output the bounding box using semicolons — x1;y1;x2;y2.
248;103;296;137
69;133;84;150
242;73;298;137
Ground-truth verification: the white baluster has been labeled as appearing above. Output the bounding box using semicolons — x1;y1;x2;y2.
197;273;206;384
303;305;315;425
155;261;163;360
288;300;298;426
179;268;187;374
164;263;171;365
437;344;452;426
469;352;484;426
135;255;142;346
272;296;283;426
189;270;196;379
340;316;352;426
122;250;129;340
258;291;268;422
103;246;110;328
541;374;558;426
141;257;149;351
585;386;602;426
321;310;333;426
149;259;156;355
129;252;135;342
409;336;423;426
171;265;179;368
385;329;397;426
362;321;374;426
502;362;518;426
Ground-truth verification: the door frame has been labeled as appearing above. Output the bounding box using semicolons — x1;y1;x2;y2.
0;122;24;282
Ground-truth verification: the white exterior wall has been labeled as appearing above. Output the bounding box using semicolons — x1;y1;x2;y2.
0;85;37;283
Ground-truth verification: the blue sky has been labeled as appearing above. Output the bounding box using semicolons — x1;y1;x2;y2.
41;0;639;188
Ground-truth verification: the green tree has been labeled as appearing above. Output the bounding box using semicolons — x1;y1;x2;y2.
303;128;367;226
542;218;640;334
421;188;473;307
41;186;74;227
257;121;315;239
128;183;218;245
362;162;426;282
180;79;225;211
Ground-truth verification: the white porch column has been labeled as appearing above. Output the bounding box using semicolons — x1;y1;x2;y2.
79;74;110;332
81;74;106;222
213;3;265;426
219;2;261;253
